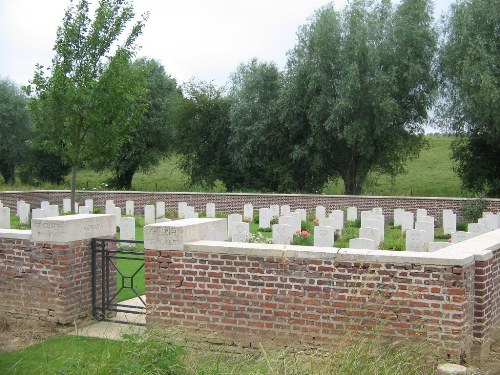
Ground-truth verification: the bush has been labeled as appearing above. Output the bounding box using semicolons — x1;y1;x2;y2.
461;198;487;223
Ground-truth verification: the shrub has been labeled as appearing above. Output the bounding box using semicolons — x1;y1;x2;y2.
461;198;487;223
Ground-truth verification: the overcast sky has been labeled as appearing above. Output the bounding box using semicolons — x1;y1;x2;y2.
0;0;453;88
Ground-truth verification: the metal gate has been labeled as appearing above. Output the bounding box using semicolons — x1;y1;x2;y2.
91;237;146;325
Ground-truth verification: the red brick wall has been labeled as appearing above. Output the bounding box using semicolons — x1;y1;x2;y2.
144;249;476;359
1;190;499;221
0;237;106;326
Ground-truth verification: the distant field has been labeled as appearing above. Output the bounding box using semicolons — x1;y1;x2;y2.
1;135;469;197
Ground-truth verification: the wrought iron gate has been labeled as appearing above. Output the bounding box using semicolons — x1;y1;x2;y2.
91;237;146;325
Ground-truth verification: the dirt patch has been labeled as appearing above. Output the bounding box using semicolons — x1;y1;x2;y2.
0;318;58;353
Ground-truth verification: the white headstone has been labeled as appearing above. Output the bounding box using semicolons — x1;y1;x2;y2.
40;201;50;210
482;211;494;218
259;208;271;229
415;220;434;248
364;217;384;242
18;203;30;225
405;229;426;252
315;206;326;220
156;218;171;223
156;201;166;219
16;200;24;215
48;204;59;217
416;209;427;221
329;210;344;231
178;202;188;219
243;204;253;222
272;224;292;245
401;212;414;231
279;215;301;234
451;231;473;243
85;199;93;213
120;216;136;246
418;215;434;225
105;200;115;214
347;207;358;221
483;215;498;230
227;214;243;240
113;206;122;227
468;223;489;237
295;209;307;222
78;205;90;214
314;226;335;247
393;208;405;227
232;222;250;242
269;205;280;220
63;198;71;213
429;242;452;252
0;207;10;229
126;200;134;216
280;205;291;217
206;203;216;218
372;207;383;215
443;210;456;235
185;212;199;219
349;238;376;250
144;205;156;225
359;227;380;248
31;208;45;219
360;211;373;228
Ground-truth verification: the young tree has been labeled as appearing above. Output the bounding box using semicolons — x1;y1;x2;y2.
99;58;179;190
281;0;437;194
438;0;500;196
27;0;147;210
0;78;33;184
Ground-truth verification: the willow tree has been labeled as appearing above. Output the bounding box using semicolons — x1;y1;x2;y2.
27;0;148;210
282;0;437;194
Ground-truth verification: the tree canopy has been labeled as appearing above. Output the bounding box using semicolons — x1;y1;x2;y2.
438;0;500;196
27;0;147;209
0;78;32;184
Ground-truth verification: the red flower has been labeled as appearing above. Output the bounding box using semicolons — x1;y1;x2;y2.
301;230;309;237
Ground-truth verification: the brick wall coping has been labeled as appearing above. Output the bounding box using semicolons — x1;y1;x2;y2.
184;240;476;266
0;229;31;240
439;229;500;262
2;189;500;202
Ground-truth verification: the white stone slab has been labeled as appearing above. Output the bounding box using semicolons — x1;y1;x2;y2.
259;208;271;229
16;200;24;215
315;206;326;220
85;199;94;213
314;226;335;247
144;218;227;250
295;209;307;222
372;207;383;215
401;211;414;231
360;211;373;228
178;202;188;219
243;204;253;222
329;210;344;231
105;200;115;214
126;200;134;216
63;198;71;213
155;201;165;219
415;220;434;247
451;231;473;243
347;207;357;221
359;227;380;248
48;204;59;218
468;223;489;237
185;212;199;219
429;242;452;252
279;215;300;234
269;205;280;220
113;206;122;227
393;208;405;227
206;203;216;218
405;229;426;252
416;209;427;221
349;238;376;250
364;217;384;242
40;201;50;210
144;205;156;225
232;222;250;242
0;207;10;229
120;216;136;246
227;214;243;240
18;202;30;225
443;210;456;235
31;214;116;243
280;205;291;217
78;205;90;214
156;218;171;223
272;223;292;245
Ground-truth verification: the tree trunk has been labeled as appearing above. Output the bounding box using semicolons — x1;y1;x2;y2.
0;164;15;185
70;165;77;214
114;167;136;190
342;157;369;195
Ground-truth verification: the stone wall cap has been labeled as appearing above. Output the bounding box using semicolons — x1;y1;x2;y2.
145;218;225;228
0;229;31;240
184;241;475;266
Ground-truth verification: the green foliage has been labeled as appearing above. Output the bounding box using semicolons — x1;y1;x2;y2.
292;232;313;246
18;144;70;185
438;0;500;196
104;58;181;190
27;0;148;210
174;80;242;190
345;219;361;228
0;78;32;184
461;198;487;223
281;0;437;194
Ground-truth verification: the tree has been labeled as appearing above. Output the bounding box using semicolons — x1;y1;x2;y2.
27;0;147;211
174;81;242;190
0;78;32;184
281;0;437;194
438;0;500;196
228;58;292;191
101;58;179;190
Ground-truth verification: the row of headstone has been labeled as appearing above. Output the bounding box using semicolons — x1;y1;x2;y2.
177;202;199;219
349;208;385;250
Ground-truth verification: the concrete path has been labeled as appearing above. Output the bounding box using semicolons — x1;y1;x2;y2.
70;296;146;340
